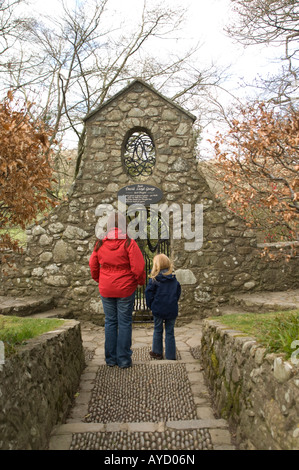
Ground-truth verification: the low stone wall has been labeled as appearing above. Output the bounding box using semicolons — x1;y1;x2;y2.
0;320;85;450
201;319;299;450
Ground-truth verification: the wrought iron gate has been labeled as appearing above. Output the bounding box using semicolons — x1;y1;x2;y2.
133;239;170;323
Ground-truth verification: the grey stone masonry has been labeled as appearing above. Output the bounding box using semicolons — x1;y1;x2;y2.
0;79;298;325
0;320;85;450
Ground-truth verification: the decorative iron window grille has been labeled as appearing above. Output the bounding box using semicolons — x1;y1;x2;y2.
123;131;156;177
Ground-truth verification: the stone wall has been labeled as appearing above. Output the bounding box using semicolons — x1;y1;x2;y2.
0;320;85;450
0;79;298;325
201;319;299;450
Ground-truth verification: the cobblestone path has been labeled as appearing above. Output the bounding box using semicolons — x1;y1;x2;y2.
49;319;235;451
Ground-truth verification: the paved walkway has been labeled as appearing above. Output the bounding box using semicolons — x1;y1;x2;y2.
48;319;235;451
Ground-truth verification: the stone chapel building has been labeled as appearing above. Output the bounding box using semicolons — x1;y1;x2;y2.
1;79;297;324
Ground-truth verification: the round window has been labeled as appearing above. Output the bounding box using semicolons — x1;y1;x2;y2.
123;130;156;178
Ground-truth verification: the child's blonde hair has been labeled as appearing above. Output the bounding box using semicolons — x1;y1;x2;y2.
150;254;173;280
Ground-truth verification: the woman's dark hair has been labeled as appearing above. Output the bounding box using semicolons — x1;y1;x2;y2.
94;211;131;252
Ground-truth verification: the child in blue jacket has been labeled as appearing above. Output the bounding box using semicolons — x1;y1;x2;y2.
145;254;181;360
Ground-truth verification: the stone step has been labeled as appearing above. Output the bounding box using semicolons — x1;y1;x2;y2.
0;295;55;317
49;418;232;451
132;312;153;323
27;308;73;320
228;289;299;313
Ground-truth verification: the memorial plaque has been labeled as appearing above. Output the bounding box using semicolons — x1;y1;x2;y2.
118;184;163;206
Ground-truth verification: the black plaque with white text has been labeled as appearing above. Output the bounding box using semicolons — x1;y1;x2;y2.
118;184;163;206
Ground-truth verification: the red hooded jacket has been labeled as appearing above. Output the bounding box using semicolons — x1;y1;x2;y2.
89;228;146;298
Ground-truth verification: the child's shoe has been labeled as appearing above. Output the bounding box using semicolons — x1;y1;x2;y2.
149;351;163;360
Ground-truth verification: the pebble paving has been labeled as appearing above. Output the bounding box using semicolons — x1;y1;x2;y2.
85;363;197;424
49;320;235;451
70;428;213;451
132;346;181;361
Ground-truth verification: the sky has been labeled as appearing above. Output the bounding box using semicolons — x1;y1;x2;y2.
107;0;280;84
31;0;280;85
29;0;282;151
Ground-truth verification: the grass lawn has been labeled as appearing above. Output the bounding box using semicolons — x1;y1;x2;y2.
0;315;65;356
213;309;299;361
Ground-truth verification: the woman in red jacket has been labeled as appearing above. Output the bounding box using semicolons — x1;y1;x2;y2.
89;211;145;368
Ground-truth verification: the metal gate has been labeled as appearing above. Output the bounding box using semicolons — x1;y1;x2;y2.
133;239;170;323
